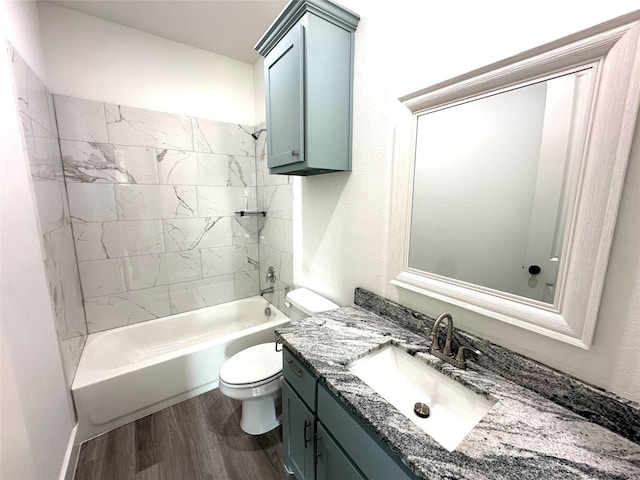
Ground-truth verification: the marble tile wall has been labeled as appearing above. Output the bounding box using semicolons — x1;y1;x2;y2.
55;96;268;332
8;45;87;387
255;123;293;311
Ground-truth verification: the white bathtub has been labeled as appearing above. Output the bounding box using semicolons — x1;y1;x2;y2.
72;296;289;443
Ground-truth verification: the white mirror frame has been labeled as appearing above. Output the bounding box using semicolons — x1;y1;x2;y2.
389;13;640;349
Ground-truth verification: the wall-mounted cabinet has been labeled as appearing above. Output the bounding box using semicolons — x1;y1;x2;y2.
255;0;359;176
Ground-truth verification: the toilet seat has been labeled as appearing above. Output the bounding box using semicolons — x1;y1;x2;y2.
219;343;282;387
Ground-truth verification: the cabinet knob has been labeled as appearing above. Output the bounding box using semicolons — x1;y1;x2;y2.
291;150;299;157
528;265;541;275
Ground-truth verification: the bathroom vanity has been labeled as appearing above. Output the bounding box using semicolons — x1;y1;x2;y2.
255;0;359;175
282;347;417;479
276;290;640;480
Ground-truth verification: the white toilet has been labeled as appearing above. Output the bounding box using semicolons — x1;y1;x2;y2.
218;288;339;435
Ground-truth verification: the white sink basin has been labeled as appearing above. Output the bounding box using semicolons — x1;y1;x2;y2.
347;345;495;451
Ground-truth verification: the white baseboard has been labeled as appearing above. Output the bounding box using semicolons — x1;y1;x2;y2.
59;424;80;480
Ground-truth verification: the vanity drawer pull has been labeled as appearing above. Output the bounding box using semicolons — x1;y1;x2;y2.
287;359;303;377
303;419;311;448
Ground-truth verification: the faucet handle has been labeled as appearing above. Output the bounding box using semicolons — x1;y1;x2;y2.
454;345;481;369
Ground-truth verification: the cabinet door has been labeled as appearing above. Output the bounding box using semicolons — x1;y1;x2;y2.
283;380;315;480
318;384;419;480
264;23;305;169
316;423;365;480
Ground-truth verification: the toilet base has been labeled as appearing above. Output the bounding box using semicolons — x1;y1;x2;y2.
240;395;281;435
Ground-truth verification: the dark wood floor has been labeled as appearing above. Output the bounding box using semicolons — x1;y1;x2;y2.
74;388;291;480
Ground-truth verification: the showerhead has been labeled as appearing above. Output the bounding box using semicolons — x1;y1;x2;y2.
251;128;267;140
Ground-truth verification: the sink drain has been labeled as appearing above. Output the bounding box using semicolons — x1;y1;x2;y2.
414;402;430;418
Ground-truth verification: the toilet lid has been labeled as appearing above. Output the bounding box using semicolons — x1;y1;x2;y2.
219;343;283;386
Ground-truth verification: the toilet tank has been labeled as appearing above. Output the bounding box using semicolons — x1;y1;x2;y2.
285;288;339;321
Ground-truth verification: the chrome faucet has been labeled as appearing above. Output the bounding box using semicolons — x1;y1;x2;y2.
260;286;274;296
430;313;454;356
428;313;480;369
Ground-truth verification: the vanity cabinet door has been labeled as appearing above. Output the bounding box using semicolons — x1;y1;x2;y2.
283;380;315;480
317;384;419;480
316;423;365;480
264;24;304;169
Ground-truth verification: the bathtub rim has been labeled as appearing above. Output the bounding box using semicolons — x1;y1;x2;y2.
72;296;288;390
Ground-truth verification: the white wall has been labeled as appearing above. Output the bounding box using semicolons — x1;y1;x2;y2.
3;0;46;79
38;2;256;125
253;56;266;124
1;2;76;478
294;0;640;402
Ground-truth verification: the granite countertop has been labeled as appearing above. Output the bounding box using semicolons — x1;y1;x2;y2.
275;305;640;480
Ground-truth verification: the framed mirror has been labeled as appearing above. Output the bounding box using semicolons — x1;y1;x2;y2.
389;13;640;348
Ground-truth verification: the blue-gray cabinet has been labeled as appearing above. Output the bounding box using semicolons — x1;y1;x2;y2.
255;0;359;176
317;384;419;480
283;381;316;480
281;347;420;480
316;423;365;480
282;348;317;479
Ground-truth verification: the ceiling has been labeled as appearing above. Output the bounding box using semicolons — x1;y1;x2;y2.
46;0;289;64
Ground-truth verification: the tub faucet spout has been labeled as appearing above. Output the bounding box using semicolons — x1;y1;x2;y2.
260;287;274;296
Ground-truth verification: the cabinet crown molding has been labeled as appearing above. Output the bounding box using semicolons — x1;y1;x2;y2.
255;0;360;56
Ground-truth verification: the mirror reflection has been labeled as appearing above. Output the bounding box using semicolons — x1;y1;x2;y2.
408;69;592;303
